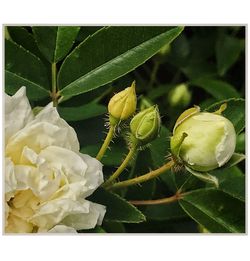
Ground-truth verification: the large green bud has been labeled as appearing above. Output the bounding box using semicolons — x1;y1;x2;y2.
130;105;161;146
108;81;137;125
170;106;236;172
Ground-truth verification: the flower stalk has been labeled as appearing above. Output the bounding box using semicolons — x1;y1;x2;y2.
102;144;138;188
129;191;182;206
96;81;137;161
51;62;58;107
106;158;175;190
96;125;115;161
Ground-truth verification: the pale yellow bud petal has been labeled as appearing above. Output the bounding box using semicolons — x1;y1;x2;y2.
108;81;137;123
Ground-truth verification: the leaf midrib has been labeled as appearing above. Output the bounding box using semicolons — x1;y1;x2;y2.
5;70;50;94
181;196;240;233
53;27;59;62
60;28;182;94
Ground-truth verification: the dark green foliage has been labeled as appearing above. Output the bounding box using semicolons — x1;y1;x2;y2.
5;26;245;233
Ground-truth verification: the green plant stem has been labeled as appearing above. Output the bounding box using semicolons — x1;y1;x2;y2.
102;145;138;188
51;62;58;107
129;192;183;205
106;159;175;190
96;125;115;161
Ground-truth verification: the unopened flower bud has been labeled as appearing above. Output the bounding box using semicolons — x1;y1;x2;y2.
130;105;161;146
159;43;171;56
168;83;191;107
32;106;43;116
108;81;137;125
170;106;236;172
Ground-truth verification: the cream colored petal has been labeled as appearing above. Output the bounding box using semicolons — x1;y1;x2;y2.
14;159;61;201
14;165;37;191
49;182;90;203
61;201;106;230
39;146;88;183
47;225;77;233
5;213;33;233
5;157;17;200
215;119;236;167
19;145;45;166
30;198;91;230
5;87;34;143
30;103;79;152
79;154;104;197
6;122;77;164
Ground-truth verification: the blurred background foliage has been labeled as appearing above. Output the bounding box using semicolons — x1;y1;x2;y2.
5;26;245;233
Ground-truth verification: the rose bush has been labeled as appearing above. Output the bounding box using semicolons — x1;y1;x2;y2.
5;87;106;233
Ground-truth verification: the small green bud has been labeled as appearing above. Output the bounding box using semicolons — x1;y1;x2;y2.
168;83;191;107
108;81;137;125
158;43;171;56
32;106;43;116
130;105;161;146
170;107;236;172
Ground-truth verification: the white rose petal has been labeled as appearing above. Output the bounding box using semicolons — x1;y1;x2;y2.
47;225;77;233
5;157;17;200
61;201;106;230
5;87;34;143
80;154;104;197
5;87;106;233
30;103;79;152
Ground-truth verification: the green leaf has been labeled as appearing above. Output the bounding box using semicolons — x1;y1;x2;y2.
216;35;244;76
80;141;126;166
32;26;80;63
144;202;187;221
186;167;219;188
236;132;245;153
179;188;245;233
211;166;245;202
7;26;44;59
88;188;146;223
59;26;184;96
174;170;205;193
149;126;170;167
5;39;50;101
190;78;240;100
160;170;177;193
219;175;245;202
58;102;107;121
147;84;174;101
103;221;125;233
223;153;245;169
76;26;102;42
125;148;156;200
206;98;245;134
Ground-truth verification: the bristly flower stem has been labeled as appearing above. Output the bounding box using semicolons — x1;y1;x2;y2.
102;144;138;188
106;158;175;190
96;125;115;161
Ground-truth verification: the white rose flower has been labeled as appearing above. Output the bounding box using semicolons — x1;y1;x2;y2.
5;87;106;233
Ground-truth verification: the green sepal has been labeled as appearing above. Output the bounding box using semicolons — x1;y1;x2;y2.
186;166;219;188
